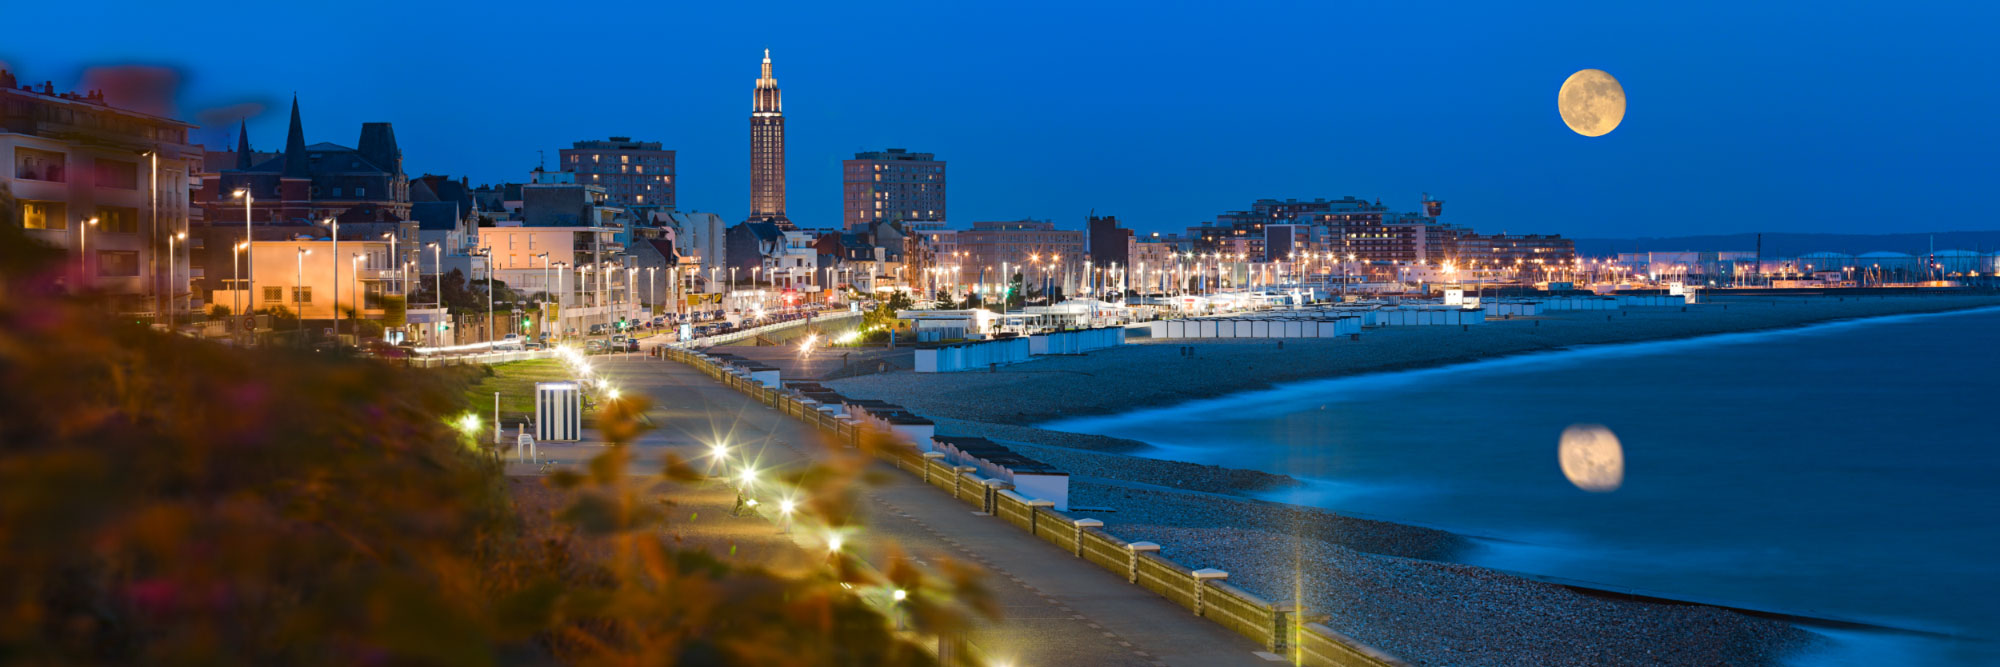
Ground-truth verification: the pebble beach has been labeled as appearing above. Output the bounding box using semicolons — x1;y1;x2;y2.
825;294;2000;666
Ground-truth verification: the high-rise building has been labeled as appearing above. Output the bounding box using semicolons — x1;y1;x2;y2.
748;49;788;228
842;148;944;230
560;137;674;218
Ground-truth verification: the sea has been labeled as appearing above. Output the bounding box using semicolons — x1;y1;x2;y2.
1045;306;2000;665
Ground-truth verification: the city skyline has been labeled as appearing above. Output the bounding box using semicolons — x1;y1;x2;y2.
4;2;1995;239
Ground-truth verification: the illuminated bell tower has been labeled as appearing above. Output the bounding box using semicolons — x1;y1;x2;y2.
749;49;790;228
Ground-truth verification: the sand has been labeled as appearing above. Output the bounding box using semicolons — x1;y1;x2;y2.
823;294;2000;665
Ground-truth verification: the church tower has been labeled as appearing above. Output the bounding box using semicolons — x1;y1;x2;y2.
748;49;790;228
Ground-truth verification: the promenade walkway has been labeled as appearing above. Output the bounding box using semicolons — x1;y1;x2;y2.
512;352;1270;666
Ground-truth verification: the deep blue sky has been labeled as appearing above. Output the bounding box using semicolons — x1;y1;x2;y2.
8;1;1995;238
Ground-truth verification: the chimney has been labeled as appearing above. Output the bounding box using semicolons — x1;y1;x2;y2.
0;70;14;89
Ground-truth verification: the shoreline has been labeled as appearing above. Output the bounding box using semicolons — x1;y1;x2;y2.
825;294;2000;666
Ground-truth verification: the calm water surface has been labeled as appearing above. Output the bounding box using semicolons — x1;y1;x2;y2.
1047;307;2000;665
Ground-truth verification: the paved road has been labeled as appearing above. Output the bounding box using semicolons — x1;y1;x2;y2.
520;353;1271;667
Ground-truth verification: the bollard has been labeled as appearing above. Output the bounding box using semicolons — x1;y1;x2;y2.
1126;542;1161;584
1191;569;1228;616
1073;519;1102;558
921;452;946;484
952;465;976;499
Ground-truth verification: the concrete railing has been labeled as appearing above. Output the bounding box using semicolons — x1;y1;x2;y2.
406;349;555;367
664;311;861;349
654;345;1407;666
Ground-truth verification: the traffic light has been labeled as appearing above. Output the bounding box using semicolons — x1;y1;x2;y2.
522;316;532;327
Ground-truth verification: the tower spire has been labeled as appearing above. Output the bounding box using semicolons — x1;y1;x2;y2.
235;120;252;171
281;95;310;179
748;49;789;227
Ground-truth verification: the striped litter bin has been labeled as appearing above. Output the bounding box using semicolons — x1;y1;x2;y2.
535;381;582;442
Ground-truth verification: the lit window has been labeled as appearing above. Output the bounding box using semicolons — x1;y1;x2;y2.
20;201;67;230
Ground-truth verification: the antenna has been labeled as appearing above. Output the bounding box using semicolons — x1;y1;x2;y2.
537;150;546;170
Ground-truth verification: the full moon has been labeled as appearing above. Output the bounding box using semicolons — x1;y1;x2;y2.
1558;424;1625;492
1557;69;1625;137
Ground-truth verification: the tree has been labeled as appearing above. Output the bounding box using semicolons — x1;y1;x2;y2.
378;294;407;328
1004;273;1026;311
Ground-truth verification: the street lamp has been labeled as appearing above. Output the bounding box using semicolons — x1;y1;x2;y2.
383;232;400;296
351;253;364;328
233;189;253;319
323;218;340;341
647;266;658;320
78;216;99;280
537;253;552;338
166;231;186;329
471;248;493;343
233;241;248;322
427;242;442;310
295;247;311;339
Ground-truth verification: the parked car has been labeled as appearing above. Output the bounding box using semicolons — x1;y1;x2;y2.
523;342;546;351
585;340;606;354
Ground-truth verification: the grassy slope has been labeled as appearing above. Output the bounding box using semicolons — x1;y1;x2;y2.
462;359;574;419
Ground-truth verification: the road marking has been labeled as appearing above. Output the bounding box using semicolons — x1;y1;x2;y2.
1252;651;1286;661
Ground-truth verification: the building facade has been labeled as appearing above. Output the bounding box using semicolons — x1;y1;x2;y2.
1455;233;1578;274
1085;215;1132;269
211;238;396;323
192;97;412;322
842;148;944;230
560;137;674;218
748;50;788;227
473;224;638;335
2;70;202;313
956;219;1084;288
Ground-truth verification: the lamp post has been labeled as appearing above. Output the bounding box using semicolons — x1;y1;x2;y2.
324;218;340;341
383;232;400;296
351;253;363;330
427;242;442;309
79;216;99;281
232;241;246;322
295;247;311;341
538;253;552;338
551;261;568;337
471;248;493;343
233;190;253;316
166;231;186;329
647;266;658;320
